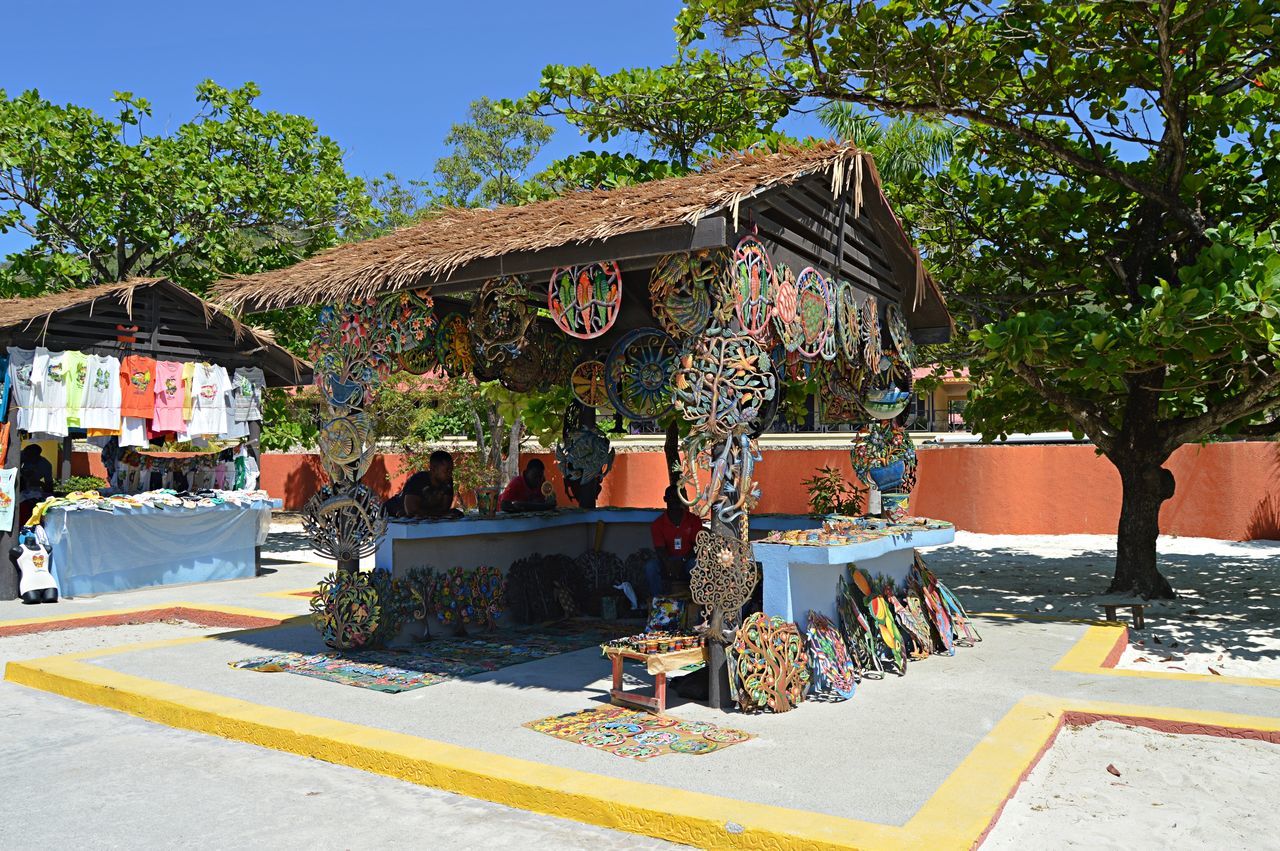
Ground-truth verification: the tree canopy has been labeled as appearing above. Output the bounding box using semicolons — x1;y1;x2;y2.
430;96;552;208
679;0;1280;596
0;81;369;296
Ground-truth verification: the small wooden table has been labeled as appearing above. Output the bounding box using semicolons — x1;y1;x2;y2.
1099;601;1147;629
604;645;706;714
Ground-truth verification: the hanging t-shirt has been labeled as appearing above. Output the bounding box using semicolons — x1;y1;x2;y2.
0;467;16;530
0;352;10;423
182;362;197;421
6;348;35;432
188;363;230;436
29;348;69;437
80;354;123;431
119;354;157;420
231;367;266;422
120;416;148;448
62;350;88;428
153;360;186;433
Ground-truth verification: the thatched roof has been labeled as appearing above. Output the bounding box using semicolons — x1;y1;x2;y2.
0;278;311;385
213;142;912;311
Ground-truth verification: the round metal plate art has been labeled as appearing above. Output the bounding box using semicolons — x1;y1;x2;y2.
771;263;799;352
548;261;622;340
691;529;759;614
605;328;678;422
728;235;776;341
556;425;615;485
861;295;882;368
302;483;387;563
471;276;533;362
498;348;542;393
793;267;835;360
885;302;915;367
835;280;862;365
673;328;778;436
649;250;722;339
435;314;475;378
318;411;375;483
571;360;610;409
378;288;435;354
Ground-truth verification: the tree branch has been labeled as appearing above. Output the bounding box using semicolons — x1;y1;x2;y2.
1161;370;1280;450
1008;360;1115;453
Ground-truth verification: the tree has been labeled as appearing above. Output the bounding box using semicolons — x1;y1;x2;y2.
0;81;369;296
518;151;687;202
678;0;1280;597
431;97;552;208
524;49;793;169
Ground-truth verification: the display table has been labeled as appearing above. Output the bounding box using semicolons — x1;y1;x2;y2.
753;525;956;626
44;499;275;597
604;645;706;713
377;509;822;577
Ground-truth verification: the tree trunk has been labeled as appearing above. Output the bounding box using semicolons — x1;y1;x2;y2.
1108;458;1176;599
663;420;680;490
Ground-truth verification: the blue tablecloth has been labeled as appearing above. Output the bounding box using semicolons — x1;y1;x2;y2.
44;501;272;597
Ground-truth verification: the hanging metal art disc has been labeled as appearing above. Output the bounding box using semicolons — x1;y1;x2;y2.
885;302;916;368
860;354;912;420
771;263;800;353
861;295;882;369
605;327;678;422
378;288;436;354
571;360;610;409
835;280;863;366
302;483;387;563
793;267;835;360
691;529;758;613
672;327;777;437
548;261;623;340
318;411;376;483
649;249;722;339
555;425;615;485
471;276;533;362
435;314;475;378
539;333;579;385
727;235;776;342
499;347;543;393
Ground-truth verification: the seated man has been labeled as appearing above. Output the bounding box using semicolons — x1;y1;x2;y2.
500;458;556;513
389;450;461;518
645;486;704;599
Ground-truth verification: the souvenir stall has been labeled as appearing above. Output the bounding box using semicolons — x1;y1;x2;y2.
213;142;968;712
0;279;311;599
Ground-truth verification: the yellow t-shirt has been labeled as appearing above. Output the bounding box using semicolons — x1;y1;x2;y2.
182;362;197;420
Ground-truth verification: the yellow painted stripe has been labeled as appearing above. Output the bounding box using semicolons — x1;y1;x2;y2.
1055;624;1280;689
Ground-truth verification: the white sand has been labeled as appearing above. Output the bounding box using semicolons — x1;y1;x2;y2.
927;532;1280;680
982;720;1280;850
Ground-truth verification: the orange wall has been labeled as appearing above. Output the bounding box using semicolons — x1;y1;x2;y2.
73;440;1280;541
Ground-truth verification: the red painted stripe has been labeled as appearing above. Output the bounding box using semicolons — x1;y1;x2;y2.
0;606;284;638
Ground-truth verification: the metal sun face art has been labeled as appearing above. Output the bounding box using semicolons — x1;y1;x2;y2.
570;360;611;410
548;261;623;340
727;235;776;342
471;276;533;363
793;267;836;361
649;249;722;339
605;327;678;422
435;314;476;378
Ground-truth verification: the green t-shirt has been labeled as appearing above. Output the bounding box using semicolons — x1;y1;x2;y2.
62;350;87;427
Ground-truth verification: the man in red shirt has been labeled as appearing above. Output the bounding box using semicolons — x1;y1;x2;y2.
645;485;704;599
500;458;557;513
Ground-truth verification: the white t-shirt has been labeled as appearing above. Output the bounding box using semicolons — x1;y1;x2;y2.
29;348;69;437
188;363;230;436
79;354;123;430
6;348;36;432
17;543;57;595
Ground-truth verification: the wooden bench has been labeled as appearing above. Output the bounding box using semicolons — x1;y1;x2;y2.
604;645;706;714
1098;602;1146;629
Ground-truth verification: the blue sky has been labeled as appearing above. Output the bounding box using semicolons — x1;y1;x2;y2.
1;0;828;255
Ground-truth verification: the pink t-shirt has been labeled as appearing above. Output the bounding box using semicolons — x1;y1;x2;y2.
153;360;187;433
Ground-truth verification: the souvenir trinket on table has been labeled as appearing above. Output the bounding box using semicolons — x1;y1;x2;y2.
605;327;678;422
793;267;836;360
852;567;908;675
311;569;380;650
771;263;800;352
548;261;622;339
646;597;684;632
601;632;703;654
731;612;810;713
884;302;916;368
649;250;722;339
835;280;863;365
804;610;858;700
471;276;533;363
435;314;476;378
726;234;776;342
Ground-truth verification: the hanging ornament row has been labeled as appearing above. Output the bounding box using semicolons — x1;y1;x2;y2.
548;261;622;340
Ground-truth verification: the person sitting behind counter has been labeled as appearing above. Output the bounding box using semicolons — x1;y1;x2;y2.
500;458;556;513
645;485;705;599
387;450;462;518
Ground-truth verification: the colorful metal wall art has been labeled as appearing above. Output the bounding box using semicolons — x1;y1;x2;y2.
804;611;858;700
649;249;722;339
311;569;380;649
727;235;776;342
549;262;623;340
731;612;810;713
605;327;678;422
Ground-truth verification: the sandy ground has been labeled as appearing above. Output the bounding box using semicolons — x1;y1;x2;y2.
0;622;678;850
925;532;1280;679
981;720;1280;850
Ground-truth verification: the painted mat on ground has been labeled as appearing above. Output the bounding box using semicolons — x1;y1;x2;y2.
524;706;752;760
230;625;631;693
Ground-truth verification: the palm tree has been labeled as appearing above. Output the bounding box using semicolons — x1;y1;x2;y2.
818;104;959;187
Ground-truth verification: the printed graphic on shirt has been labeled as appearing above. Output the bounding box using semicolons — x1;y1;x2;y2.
130;370;151;391
200;383;217;400
0;490;11;509
93;367;111;390
32;553;46;571
164;377;178;395
16;363;32;384
76;362;87;384
47;361;65;382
